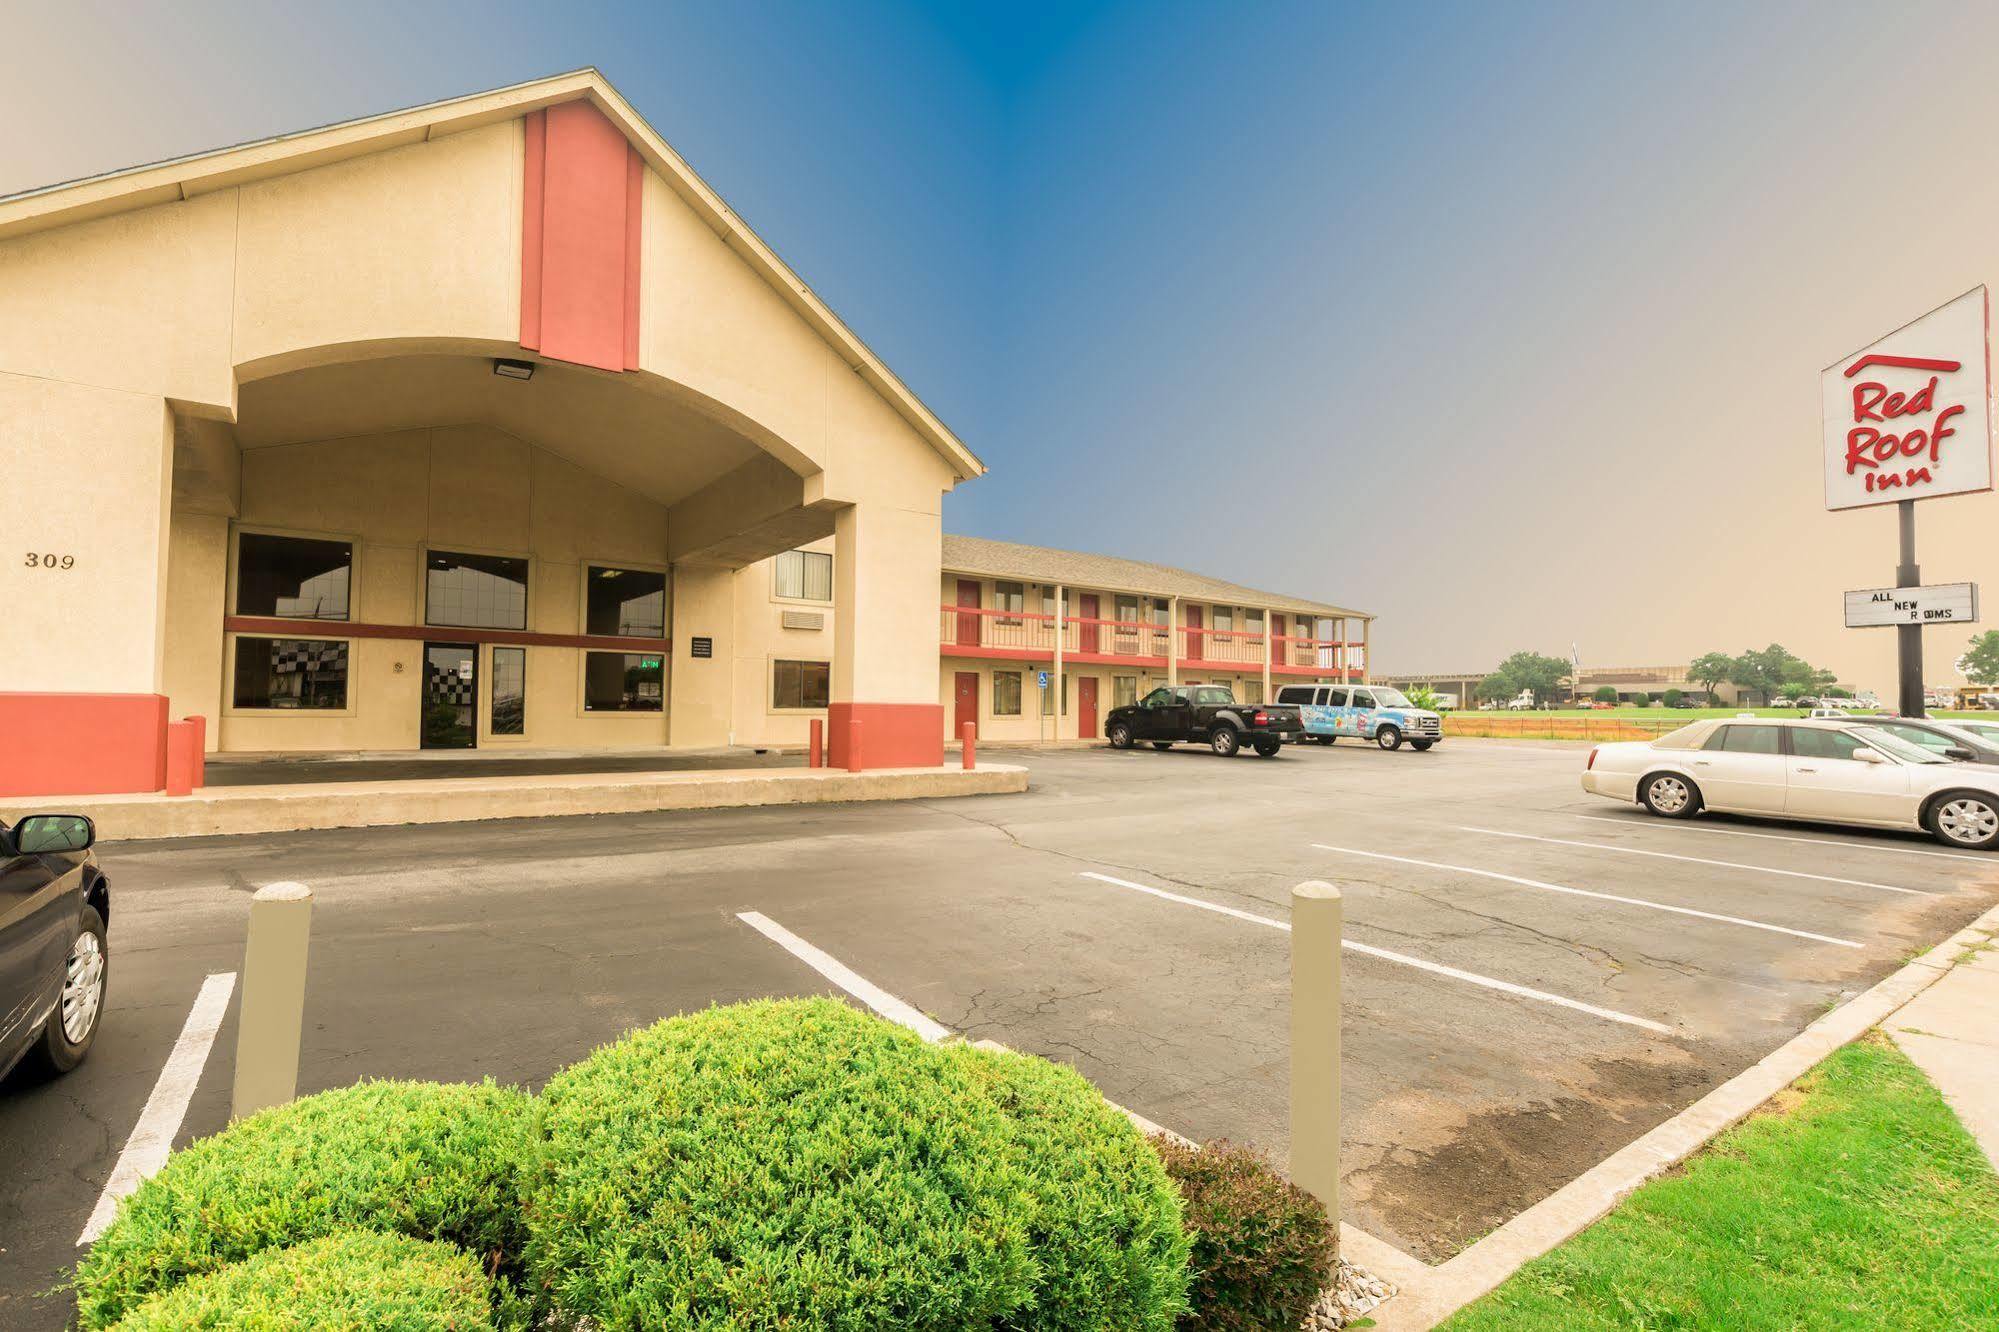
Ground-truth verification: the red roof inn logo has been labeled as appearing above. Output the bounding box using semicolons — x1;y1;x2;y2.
1823;288;1994;511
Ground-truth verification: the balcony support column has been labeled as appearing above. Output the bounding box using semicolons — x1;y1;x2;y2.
1361;617;1371;683
1052;582;1065;742
1261;605;1273;703
1167;596;1181;686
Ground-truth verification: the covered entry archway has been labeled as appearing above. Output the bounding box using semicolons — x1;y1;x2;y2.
0;70;982;795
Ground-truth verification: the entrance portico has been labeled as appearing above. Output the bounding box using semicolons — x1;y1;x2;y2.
0;71;980;795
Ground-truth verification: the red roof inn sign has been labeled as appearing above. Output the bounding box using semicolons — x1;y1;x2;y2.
1822;287;1993;511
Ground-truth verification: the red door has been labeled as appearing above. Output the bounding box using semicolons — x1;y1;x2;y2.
953;671;979;737
1185;605;1205;661
955;580;982;646
1079;593;1100;654
1077;677;1099;739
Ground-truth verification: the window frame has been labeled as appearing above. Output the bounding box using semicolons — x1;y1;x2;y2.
581;562;669;639
769;658;832;713
993;670;1024;716
579;649;667;714
228;523;360;624
488;645;527;740
771;549;834;605
422;545;532;633
223;632;356;717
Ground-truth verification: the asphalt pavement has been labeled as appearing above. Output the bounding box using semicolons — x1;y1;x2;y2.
3;737;1991;1327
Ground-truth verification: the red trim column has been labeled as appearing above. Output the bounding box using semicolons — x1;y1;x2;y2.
521;101;643;373
0;694;169;797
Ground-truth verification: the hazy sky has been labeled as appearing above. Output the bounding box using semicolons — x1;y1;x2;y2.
9;0;1999;690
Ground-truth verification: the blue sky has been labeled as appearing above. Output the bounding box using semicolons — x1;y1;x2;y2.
12;0;1999;685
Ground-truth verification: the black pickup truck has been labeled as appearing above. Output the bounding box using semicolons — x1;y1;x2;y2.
1104;685;1304;757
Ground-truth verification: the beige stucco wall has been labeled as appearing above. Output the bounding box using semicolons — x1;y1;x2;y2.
1;97;970;755
727;539;836;749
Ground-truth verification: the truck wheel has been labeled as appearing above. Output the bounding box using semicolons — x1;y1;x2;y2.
1410;740;1434;751
1210;726;1241;757
1152;741;1173;751
1108;721;1133;749
1319;735;1337;745
1253;738;1280;757
1376;725;1403;751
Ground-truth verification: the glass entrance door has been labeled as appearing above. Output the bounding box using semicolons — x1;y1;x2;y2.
422;643;478;749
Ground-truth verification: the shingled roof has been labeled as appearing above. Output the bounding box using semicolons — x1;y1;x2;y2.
942;535;1366;620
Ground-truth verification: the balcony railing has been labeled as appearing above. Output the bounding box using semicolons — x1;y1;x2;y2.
940;605;1060;653
942;606;1365;676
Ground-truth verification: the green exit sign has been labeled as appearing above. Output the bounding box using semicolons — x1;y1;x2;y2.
641;657;662;669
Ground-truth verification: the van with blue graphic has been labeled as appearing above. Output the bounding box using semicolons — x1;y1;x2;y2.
1274;683;1443;751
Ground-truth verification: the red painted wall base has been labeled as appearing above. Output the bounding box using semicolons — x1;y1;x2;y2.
0;693;170;797
826;702;945;770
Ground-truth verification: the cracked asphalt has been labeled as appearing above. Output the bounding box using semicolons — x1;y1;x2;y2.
4;738;1994;1324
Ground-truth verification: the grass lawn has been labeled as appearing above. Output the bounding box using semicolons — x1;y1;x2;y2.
1439;1035;1999;1330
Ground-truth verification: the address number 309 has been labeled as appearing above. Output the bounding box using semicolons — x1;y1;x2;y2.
24;553;76;570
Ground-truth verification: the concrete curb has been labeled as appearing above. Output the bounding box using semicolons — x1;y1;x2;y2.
1366;899;1999;1331
2;764;1030;842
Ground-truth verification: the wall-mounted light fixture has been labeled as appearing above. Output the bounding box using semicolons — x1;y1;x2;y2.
493;358;535;381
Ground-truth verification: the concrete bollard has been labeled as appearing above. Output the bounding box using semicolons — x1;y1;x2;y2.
164;719;204;796
961;721;977;770
1289;880;1342;1227
231;882;314;1121
845;718;865;773
808;717;824;769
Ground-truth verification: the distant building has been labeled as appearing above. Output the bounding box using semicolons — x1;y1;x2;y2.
1375;663;1735;706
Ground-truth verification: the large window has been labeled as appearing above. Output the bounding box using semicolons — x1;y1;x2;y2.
584;651;664;711
585;566;665;637
774;550;833;602
993;671;1022;716
772;659;830;710
236;533;351;620
1113;675;1138;708
232;637;349;709
1243;679;1264;705
994;581;1025;626
427;551;527;630
491;647;525;736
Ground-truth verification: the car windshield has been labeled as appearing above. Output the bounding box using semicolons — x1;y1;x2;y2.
1371;687;1414;708
1849;726;1951;764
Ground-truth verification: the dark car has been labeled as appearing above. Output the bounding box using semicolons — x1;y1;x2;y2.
1;815;109;1082
1858;717;1999;765
1104;685;1304;757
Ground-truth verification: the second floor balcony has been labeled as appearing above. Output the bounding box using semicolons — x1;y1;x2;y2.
941;604;1365;678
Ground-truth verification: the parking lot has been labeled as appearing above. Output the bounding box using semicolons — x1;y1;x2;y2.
4;737;1993;1327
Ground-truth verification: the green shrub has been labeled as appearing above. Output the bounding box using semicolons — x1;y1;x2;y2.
109;1230;494;1330
1153;1137;1335;1332
78;1080;533;1329
524;997;1190;1329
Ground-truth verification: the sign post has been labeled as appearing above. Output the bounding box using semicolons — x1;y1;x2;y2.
1823;288;1993;717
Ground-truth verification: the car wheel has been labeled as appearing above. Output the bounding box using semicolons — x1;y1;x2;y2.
1108;721;1133;750
1152;741;1173;751
1319;735;1337;745
1640;771;1700;819
27;905;108;1076
1410;740;1434;751
1376;725;1402;751
1211;726;1241;757
1929;792;1999;850
1253;738;1280;757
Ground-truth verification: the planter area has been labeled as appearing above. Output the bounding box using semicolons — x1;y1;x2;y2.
75;999;1335;1330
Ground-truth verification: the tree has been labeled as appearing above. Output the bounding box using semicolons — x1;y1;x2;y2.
1404;684;1443;711
1962;630;1999;687
1690;652;1734;701
1593;685;1618;704
1492;651;1573;707
1780;682;1811;704
1662;688;1684;708
1476;673;1515;704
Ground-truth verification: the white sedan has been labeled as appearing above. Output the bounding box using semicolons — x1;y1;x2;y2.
1581;717;1999;850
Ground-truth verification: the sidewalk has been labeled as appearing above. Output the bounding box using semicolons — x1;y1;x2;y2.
1886;929;1999;1169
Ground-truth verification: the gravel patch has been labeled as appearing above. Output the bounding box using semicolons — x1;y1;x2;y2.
1304;1257;1395;1329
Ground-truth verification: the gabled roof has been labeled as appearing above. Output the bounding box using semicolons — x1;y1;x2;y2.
942;535;1368;620
0;68;983;481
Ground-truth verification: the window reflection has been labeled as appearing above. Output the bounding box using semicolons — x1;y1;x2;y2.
233;637;349;709
491;647;525;736
427;551;528;630
585;566;666;637
236;533;351;620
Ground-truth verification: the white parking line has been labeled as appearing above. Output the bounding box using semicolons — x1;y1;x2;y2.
736;911;951;1042
739;912;1185;1142
1495;827;1931;896
1078;872;1673;1035
1316;844;1866;948
1573;813;1986;865
78;971;236;1246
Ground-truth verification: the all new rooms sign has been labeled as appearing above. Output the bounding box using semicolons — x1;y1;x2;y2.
1821;287;1994;511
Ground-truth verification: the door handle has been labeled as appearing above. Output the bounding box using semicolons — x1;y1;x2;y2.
1692;760;1711;766
1795;766;1817;773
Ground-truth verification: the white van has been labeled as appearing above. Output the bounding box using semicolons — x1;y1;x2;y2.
1274;683;1443;751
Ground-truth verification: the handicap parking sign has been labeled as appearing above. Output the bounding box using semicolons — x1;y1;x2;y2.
1037;671;1049;688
